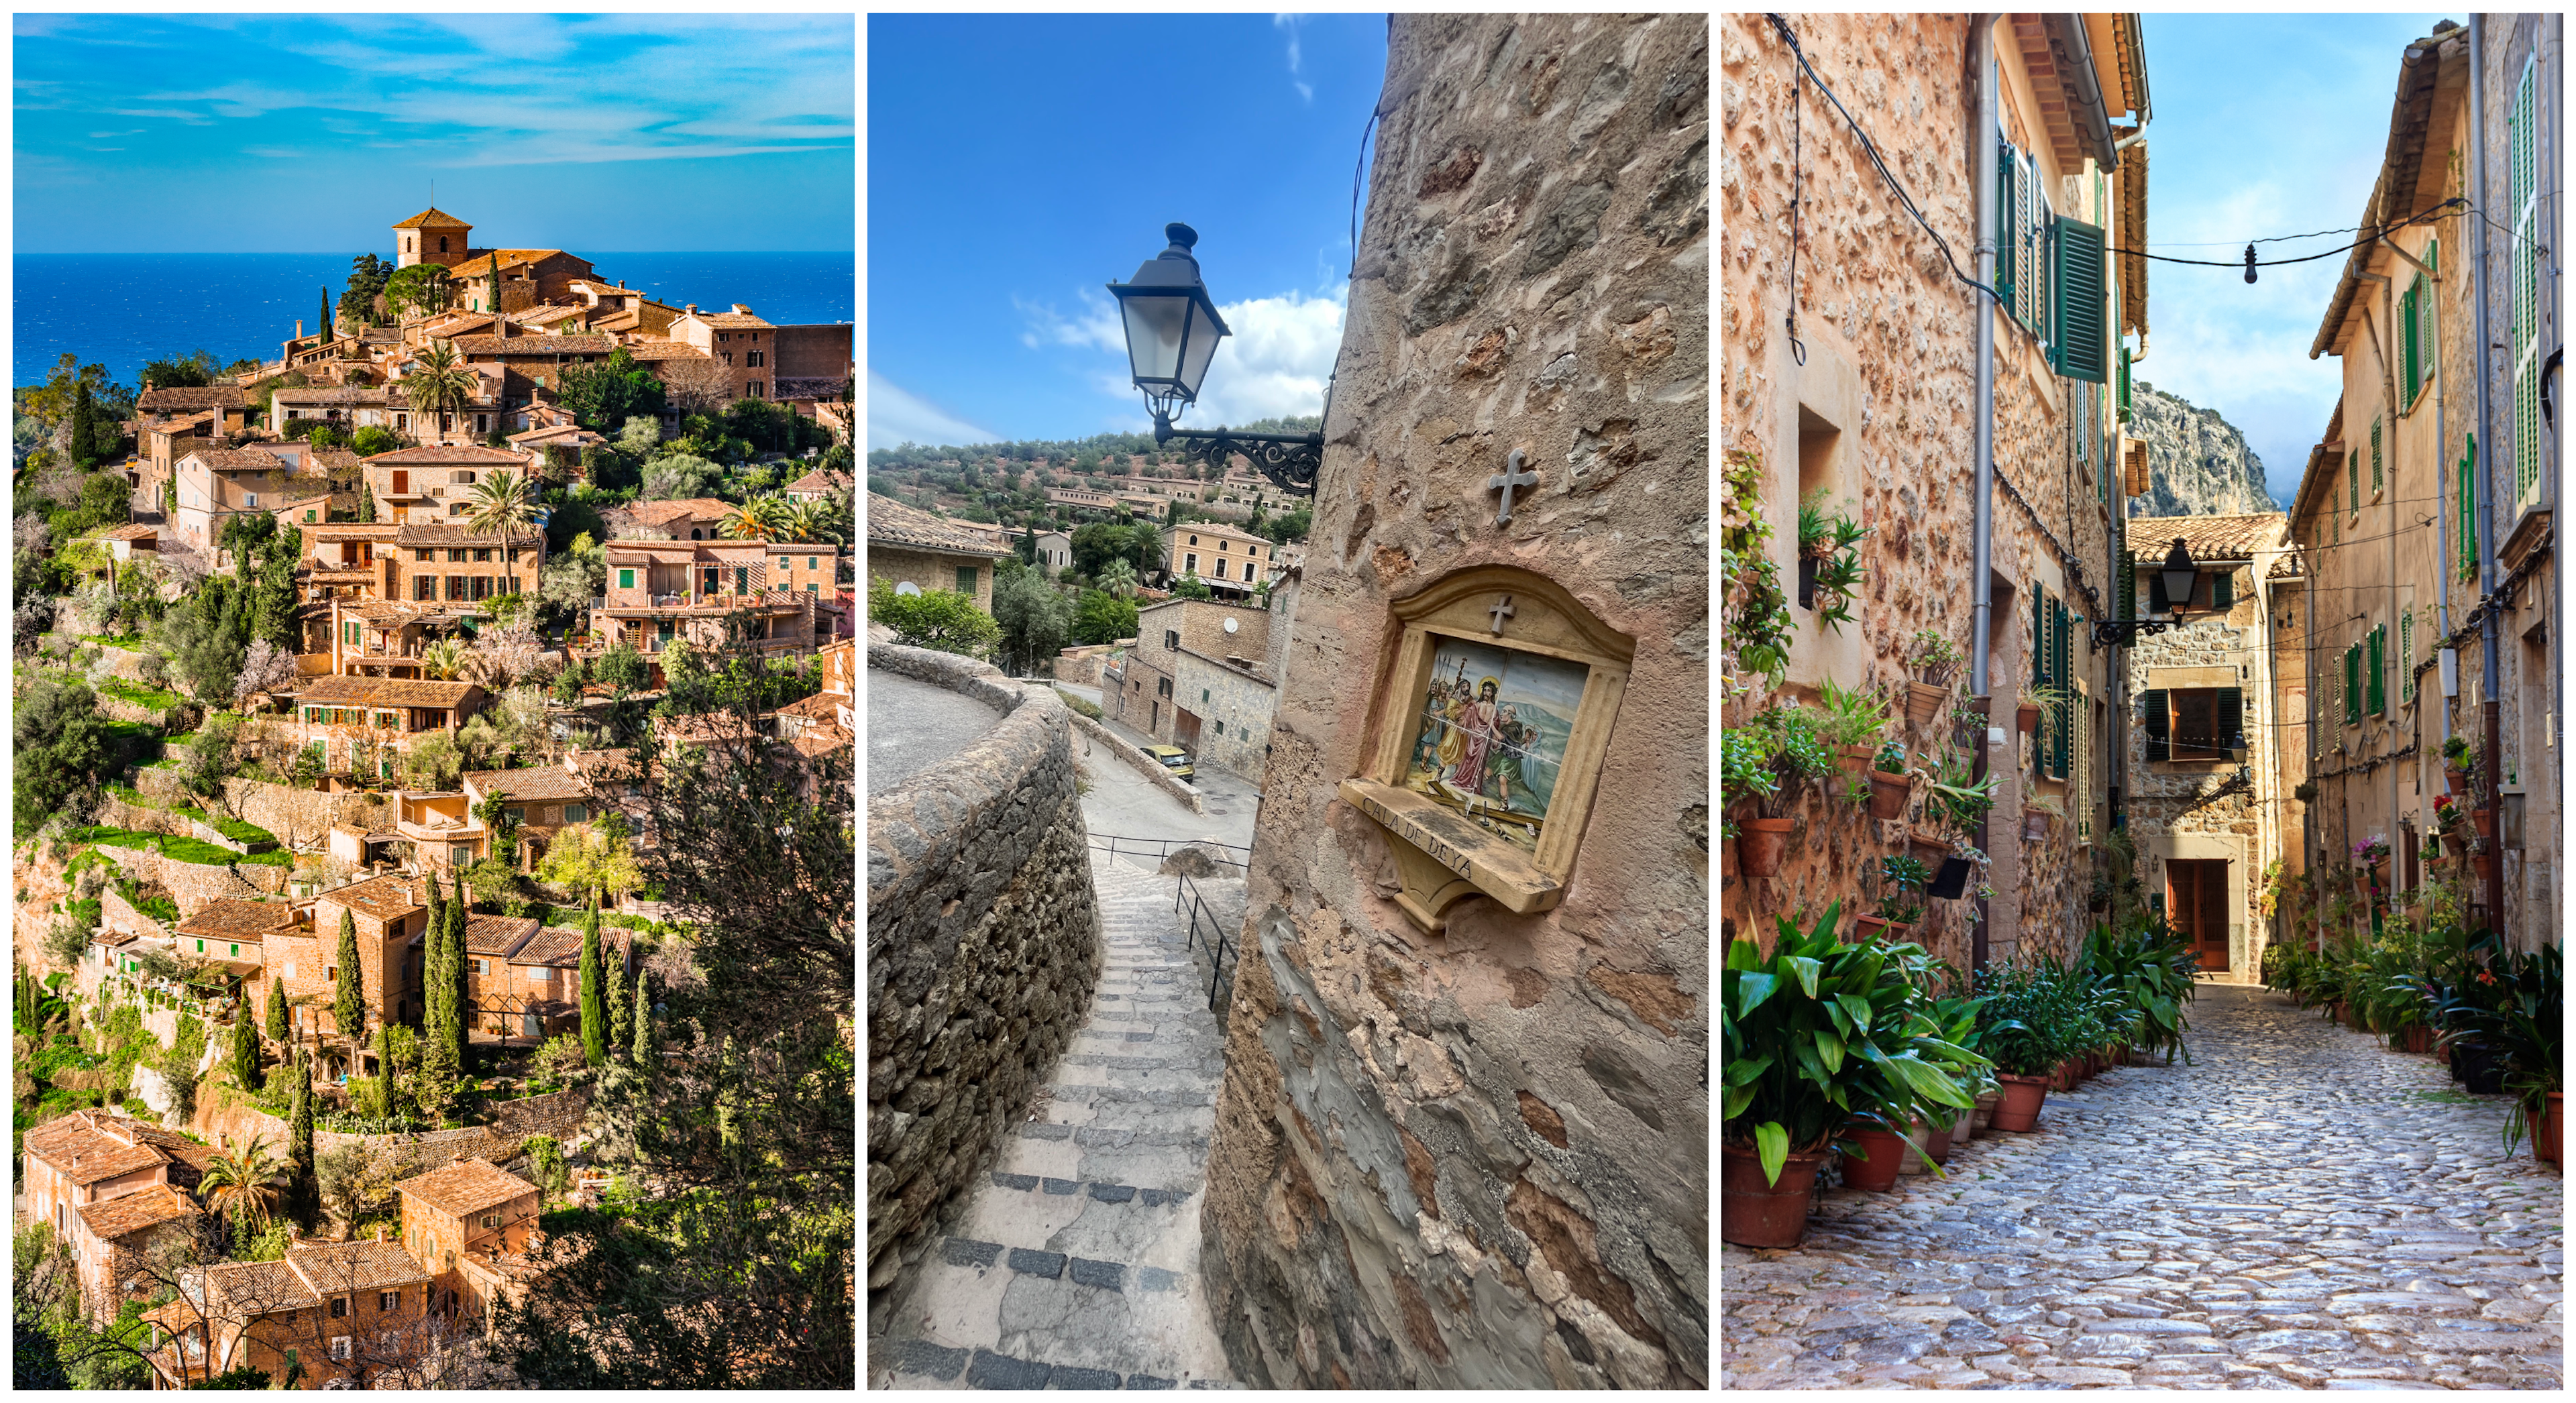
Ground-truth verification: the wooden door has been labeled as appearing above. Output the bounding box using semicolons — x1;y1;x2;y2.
1175;709;1203;750
2165;859;2231;971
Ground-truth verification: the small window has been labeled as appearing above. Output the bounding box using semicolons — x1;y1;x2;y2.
381;1291;399;1312
955;567;976;594
230;944;239;957
196;940;205;953
472;958;486;976
331;1336;352;1361
1203;688;1211;703
482;1213;501;1229
331;1296;349;1320
528;965;548;983
564;804;588;824
619;568;635;590
506;806;525;823
1167;630;1181;652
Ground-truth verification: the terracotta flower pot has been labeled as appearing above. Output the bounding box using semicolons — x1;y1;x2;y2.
2472;808;2496;839
1991;1073;2048;1132
1836;744;1876;778
1839;1122;1908;1191
1926;1119;1955;1165
1903;681;1949;728
2537;1092;2564;1166
1721;1145;1829;1248
1851;914;1894;944
2400;1025;2430;1055
1971;1089;2001;1133
2016;701;2042;734
1737;818;1794;878
2445;768;2470;796
1868;771;1912;820
2023;811;2052;842
2472;852;2497;883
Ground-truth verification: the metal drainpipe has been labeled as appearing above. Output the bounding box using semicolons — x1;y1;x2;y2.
2469;15;2506;940
1972;12;1998;973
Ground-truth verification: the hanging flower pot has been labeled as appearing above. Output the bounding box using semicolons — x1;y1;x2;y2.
2472;851;2497;883
2022;809;2053;843
1868;770;1913;820
2016;700;2042;734
1991;1073;2048;1131
1721;1145;1829;1248
2471;808;2496;839
1927;857;1973;900
1838;1120;1907;1192
1836;744;1877;779
1737;818;1794;878
1903;681;1949;728
1851;914;1900;944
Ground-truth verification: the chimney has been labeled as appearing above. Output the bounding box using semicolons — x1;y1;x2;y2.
297;319;305;339
376;1225;386;1243
730;304;751;316
684;304;697;316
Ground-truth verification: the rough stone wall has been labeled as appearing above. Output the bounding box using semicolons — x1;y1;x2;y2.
1722;12;2121;970
865;643;1102;1323
2125;587;2271;974
866;545;994;613
1197;14;1707;1390
1173;649;1279;783
99;887;162;938
2130;383;2277;517
90;844;275;912
1069;710;1205;813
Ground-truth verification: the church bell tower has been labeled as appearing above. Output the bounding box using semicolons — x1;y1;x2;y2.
391;208;474;270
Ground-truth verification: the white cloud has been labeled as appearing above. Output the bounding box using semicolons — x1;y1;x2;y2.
1275;13;1313;104
867;370;998;452
1183;287;1346;427
1015;290;1124;354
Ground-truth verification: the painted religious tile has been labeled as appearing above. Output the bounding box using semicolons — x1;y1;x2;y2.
1401;638;1589;851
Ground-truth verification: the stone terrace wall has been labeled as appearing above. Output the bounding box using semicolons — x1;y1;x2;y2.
865;643;1102;1323
1197;14;1709;1390
91;844;276;911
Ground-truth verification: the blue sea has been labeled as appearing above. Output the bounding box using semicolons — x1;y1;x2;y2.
15;251;855;390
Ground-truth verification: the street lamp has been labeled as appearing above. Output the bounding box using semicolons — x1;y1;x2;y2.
2158;537;2199;617
1109;223;1326;492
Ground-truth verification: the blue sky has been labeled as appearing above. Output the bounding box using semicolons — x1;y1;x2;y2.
867;13;1387;451
13;13;853;254
2134;13;2459;508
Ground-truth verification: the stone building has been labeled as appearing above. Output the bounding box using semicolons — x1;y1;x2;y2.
2282;19;2561;951
2120;514;2296;977
1197;13;1707;1388
1159;519;1277;595
1723;13;2153;973
864;491;1008;612
276;873;431;1045
1109;596;1273;754
21;1111;213;1323
144;1238;435;1389
391;1157;543;1318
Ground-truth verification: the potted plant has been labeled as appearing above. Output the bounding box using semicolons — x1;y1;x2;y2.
1797;491;1871;636
1721;905;1984;1239
2022;793;2064;843
1817;677;1892;781
1902;628;1963;728
1868;739;1913;820
1837;1113;1911;1192
1723;723;1780;864
2466;944;2561;1164
2294;779;2319;803
1974;967;2061;1132
2429;794;2466;856
2441;734;2475;795
1858;856;1929;943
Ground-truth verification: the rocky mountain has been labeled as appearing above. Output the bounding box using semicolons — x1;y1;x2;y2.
2129;381;2276;516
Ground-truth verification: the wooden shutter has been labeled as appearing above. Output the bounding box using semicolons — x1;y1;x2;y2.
2512;58;2543;514
2371;417;2383;494
2033;583;2049;683
2142;689;2169;763
2461;435;2479;578
2074;687;2093;840
2400;608;2414;704
2120;554;2137;620
2345;645;2362;723
2117;344;2133;422
2051;214;2110;382
2212;568;2234;610
1996;142;2019;315
2400;280;2420;406
2215;687;2243;756
2048;598;2072;780
2367;625;2386;716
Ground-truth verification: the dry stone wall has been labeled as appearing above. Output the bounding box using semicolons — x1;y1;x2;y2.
1197;14;1708;1390
865;644;1102;1323
90;844;276;910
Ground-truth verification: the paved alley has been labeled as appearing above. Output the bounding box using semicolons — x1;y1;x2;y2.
1721;984;2563;1390
871;854;1241;1390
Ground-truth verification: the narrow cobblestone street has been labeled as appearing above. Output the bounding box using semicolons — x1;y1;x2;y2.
1722;984;2563;1390
871;855;1242;1390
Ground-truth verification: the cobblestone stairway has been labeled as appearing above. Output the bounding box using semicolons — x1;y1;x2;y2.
872;855;1241;1390
1723;983;2563;1389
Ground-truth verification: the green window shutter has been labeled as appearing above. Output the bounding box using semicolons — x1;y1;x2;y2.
2117;344;2133;421
2400;608;2414;704
2050;214;2109;382
2400;282;2419;405
2033;584;2049;683
2215;687;2243;756
2141;689;2170;763
1996;144;2018;315
2371;417;2383;494
2049;598;2072;779
2212;569;2234;610
2349;451;2359;512
2344;646;2361;724
2147;563;2167;615
2461;435;2478;578
2367;626;2385;715
2120;555;2137;620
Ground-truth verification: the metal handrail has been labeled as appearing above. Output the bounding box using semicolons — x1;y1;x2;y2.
1175;869;1236;1012
1086;832;1251;873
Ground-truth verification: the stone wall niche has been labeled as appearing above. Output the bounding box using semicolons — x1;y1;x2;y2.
1338;564;1631;931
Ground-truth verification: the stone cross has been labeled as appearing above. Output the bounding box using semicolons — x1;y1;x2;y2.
1489;594;1515;635
1487;449;1538;525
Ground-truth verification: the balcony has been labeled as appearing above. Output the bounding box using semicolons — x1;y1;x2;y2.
396;816;485;846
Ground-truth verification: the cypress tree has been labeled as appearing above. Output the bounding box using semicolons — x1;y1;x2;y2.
320;286;333;340
578;899;606;1067
331;909;365;1046
449;868;472;1068
630;962;653;1067
421;881;446;1040
288;1051;314;1215
265;976;289;1043
605;938;631;1058
373;1020;394;1121
230;1001;260;1089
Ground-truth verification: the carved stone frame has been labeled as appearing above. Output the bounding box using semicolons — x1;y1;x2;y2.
1339;565;1634;931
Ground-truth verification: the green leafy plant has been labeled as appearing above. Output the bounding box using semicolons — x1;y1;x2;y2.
1815;677;1892;752
1746;702;1836;818
1797;490;1870;636
1719;725;1778;840
1923;756;1999;834
1876;856;1929;925
1721;449;1795;685
1905;628;1964;687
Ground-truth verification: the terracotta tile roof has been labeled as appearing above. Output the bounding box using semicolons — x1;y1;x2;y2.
508;925;620;970
76;1182;201;1241
102;523;162;541
2126;512;2290;563
619;497;736;526
515;305;586;325
466;766;592;802
694;311;773;329
289;675;484;709
784;469;851;496
506;425;602;445
793;723;855;759
275;386;390;404
391;207;472;229
123;1121;215;1180
773;690;844;721
623;341;711;361
145;410;217;436
392;1158;539;1219
23;1117;169;1184
461;247;587;272
209;1258;321;1314
364;445;529;466
391;524;537;548
183;448;288;471
867;493;1008;557
138;386;246;412
321;873;434;921
289;1239;432;1294
175;900;300;940
462;913;540;957
449;334;618;357
314;450;364;469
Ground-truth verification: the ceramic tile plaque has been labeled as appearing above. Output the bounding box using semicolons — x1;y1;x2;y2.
1340;565;1633;931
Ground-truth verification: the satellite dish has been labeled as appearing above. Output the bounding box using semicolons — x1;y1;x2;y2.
895;581;921;596
1222;617;1239;634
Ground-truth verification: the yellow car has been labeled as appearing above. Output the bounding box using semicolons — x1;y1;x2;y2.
1146;744;1195;780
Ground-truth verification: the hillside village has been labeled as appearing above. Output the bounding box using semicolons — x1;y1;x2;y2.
14;209;857;1388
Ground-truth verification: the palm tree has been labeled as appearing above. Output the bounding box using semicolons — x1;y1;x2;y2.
720;494;792;542
404;341;476;443
420;638;468;680
1095;559;1139;600
199;1133;284;1236
465;468;537;585
781;499;826;544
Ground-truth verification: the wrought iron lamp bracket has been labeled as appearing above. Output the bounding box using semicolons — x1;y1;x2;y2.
1152;408;1324;494
2090;618;2178;649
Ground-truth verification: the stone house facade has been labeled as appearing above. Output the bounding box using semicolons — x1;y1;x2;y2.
668;305;778;400
2121;514;2295;977
2282;19;2560;952
22;1111;213;1318
1198;13;1708;1388
1724;13;2152;972
1159;520;1276;592
285;873;431;1040
1112;597;1273;746
865;492;1007;612
391;1157;543;1319
146;1238;434;1390
362;447;541;531
70;1184;203;1325
1171;648;1278;783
